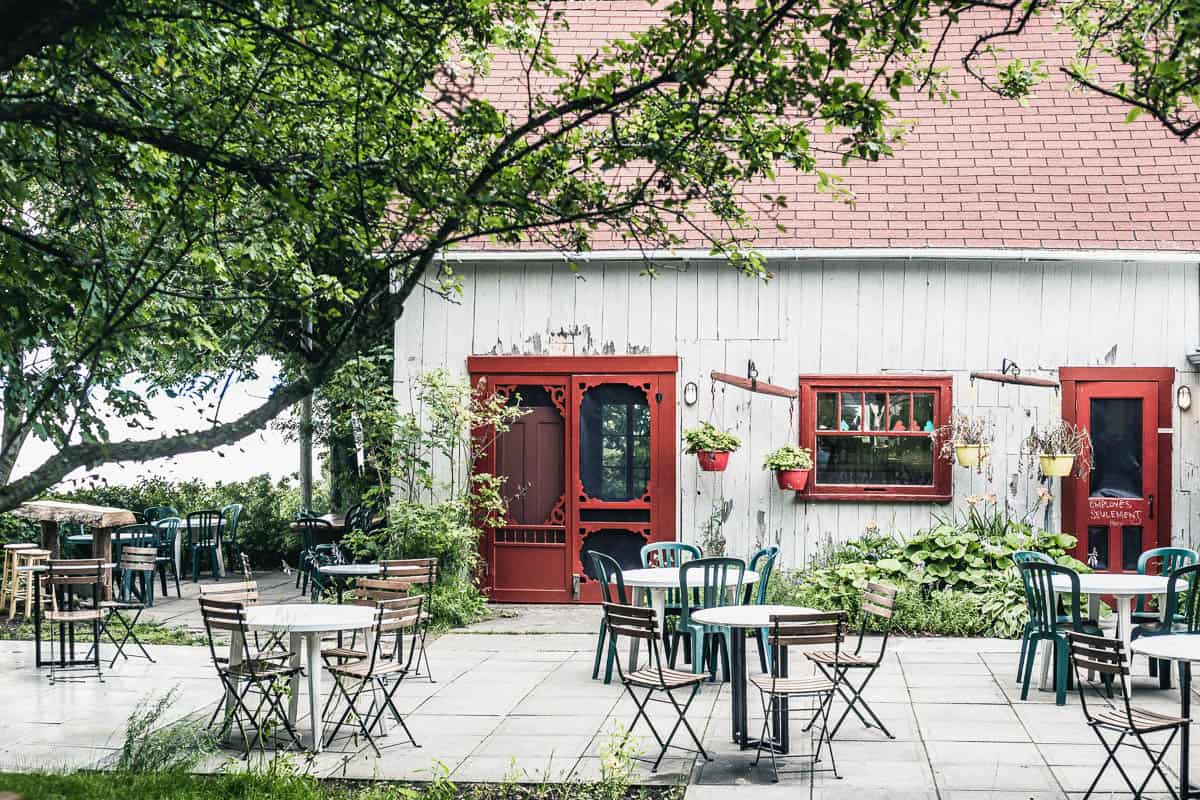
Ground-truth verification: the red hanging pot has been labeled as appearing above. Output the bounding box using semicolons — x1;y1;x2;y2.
696;451;731;471
774;469;810;491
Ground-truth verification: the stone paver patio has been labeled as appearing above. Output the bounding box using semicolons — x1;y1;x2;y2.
3;575;1198;798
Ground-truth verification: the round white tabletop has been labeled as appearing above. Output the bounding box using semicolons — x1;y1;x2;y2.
316;563;382;577
692;604;821;629
621;566;759;588
1052;573;1170;596
1130;634;1200;662
243;603;375;633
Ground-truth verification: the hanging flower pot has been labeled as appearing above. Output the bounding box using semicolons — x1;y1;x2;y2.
683;422;741;472
696;450;731;471
763;444;814;492
774;468;810;491
955;443;991;468
1039;454;1076;477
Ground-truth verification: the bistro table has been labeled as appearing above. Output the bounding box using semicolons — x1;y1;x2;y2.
237;603;376;752
1042;573;1169;690
65;530;157;563
620;566;758;669
693;604;818;753
9;501;136;599
315;563;382;604
1130;634;1200;799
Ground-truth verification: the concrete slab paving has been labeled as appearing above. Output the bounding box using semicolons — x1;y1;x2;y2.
5;586;1200;799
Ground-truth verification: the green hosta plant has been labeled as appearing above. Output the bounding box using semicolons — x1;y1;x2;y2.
762;444;813;471
682;422;742;453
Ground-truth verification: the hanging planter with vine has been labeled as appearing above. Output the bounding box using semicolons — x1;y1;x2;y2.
1022;421;1093;479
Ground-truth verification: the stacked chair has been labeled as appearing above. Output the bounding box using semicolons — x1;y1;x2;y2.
380;557;437;681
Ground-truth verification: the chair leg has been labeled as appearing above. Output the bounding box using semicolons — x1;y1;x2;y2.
756;628;770;674
1016;629;1029;681
1053;639;1067;706
1019;635;1039;701
592;621;607;680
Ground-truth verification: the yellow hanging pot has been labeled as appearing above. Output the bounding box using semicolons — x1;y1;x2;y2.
955;443;990;467
1039;454;1075;477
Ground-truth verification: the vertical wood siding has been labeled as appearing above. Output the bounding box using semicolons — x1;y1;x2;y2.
396;256;1200;566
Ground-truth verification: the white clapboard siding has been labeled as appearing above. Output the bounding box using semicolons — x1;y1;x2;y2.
396;254;1200;568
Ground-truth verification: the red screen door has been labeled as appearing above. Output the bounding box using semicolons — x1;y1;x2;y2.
1072;381;1159;572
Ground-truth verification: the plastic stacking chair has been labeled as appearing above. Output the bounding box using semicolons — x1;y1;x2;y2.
293;516;333;594
319;576;412;666
143;506;179;523
221;503;243;560
1133;546;1198;626
670;557;745;680
322;596;424;756
590;552;629;684
602;602;711;772
1011;550;1054;681
806;582;897;739
745;545;781;672
1067;631;1188;799
640;543;701;651
199;598;303;757
1132;562;1200;689
752;611;848;782
1017;561;1104;706
152;517;182;598
187;510;223;582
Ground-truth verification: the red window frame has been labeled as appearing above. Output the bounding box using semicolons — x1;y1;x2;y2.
798;374;953;502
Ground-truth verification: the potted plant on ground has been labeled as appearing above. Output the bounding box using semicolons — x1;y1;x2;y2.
763;444;813;490
935;412;995;470
1023;421;1093;478
683;422;742;471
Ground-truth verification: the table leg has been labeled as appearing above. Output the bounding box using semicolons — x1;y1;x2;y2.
306;632;322;752
93;527;113;600
628;587;644;671
1117;596;1133;656
39;521;59;558
775;647;790;754
1182;662;1193;799
33;571;43;668
287;632;302;734
226;630;244;732
731;627;746;746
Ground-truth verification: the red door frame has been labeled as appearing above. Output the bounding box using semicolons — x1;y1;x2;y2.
469;355;679;603
1060;367;1175;564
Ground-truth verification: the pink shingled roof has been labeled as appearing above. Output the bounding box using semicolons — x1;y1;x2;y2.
460;3;1200;252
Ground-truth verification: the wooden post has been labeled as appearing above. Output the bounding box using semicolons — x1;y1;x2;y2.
93;526;114;599
40;520;59;557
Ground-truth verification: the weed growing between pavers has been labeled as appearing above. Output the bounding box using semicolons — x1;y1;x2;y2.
0;615;205;646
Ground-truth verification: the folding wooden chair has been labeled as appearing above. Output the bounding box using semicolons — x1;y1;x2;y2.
198;597;303;757
42;560;106;683
198;580;289;659
320;576;410;666
92;546;158;668
322;595;424;756
603;602;711;772
752;611;847;782
805;581;898;739
1066;631;1188;799
380;558;437;681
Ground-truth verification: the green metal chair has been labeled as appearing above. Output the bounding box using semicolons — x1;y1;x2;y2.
590;551;630;684
186;510;223;582
640;542;701;656
1011;550;1054;681
221;503;244;561
153;517;182;598
58;522;88;559
1017;561;1102;705
1132;546;1198;624
670;556;745;680
143;506;179;523
294;516;334;595
1132;562;1200;688
745;545;781;673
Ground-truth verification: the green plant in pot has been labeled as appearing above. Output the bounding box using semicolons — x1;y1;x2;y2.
683;422;742;471
1023;421;1093;478
763;444;813;490
935;411;994;470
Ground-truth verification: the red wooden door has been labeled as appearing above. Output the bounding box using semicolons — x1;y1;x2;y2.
1070;381;1159;572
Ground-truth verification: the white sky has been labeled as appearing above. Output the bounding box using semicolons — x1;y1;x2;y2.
12;357;320;491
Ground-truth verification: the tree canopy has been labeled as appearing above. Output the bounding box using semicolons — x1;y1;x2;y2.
0;0;1196;512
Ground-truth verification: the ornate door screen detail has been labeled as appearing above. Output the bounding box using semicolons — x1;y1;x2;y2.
470;357;677;604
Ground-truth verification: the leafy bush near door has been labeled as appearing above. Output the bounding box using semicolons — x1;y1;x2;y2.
768;495;1091;638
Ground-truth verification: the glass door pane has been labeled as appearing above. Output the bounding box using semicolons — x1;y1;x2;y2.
1089;397;1143;499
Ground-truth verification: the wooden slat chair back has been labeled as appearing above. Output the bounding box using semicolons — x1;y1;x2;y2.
46;558;107;587
380;558;437;586
120;546;158;571
766;611;847;651
199;580;260;605
350;577;412;604
44;560;106;681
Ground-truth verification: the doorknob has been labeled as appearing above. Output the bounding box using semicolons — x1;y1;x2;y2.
1149;493;1155;520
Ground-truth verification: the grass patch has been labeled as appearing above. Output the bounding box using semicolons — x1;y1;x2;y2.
0;614;206;646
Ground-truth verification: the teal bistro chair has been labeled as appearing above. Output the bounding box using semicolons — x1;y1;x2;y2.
1011;550;1054;681
112;523;158;565
58;522;88;559
1133;546;1198;625
294;516;335;595
590;552;630;684
153;517;183;598
186;510;223;582
1017;561;1105;705
221;503;244;560
670;557;746;680
745;545;781;673
143;505;179;523
1132;562;1200;689
640;542;701;655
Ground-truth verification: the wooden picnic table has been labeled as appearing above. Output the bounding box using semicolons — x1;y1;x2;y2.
8;500;137;598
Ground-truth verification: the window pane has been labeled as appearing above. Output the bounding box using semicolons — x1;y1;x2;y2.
580;384;651;501
1122;526;1144;572
840;392;863;431
1090;398;1143;499
913;393;935;433
815;435;934;485
864;393;887;431
888;393;912;431
816;393;837;431
1087;526;1109;570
